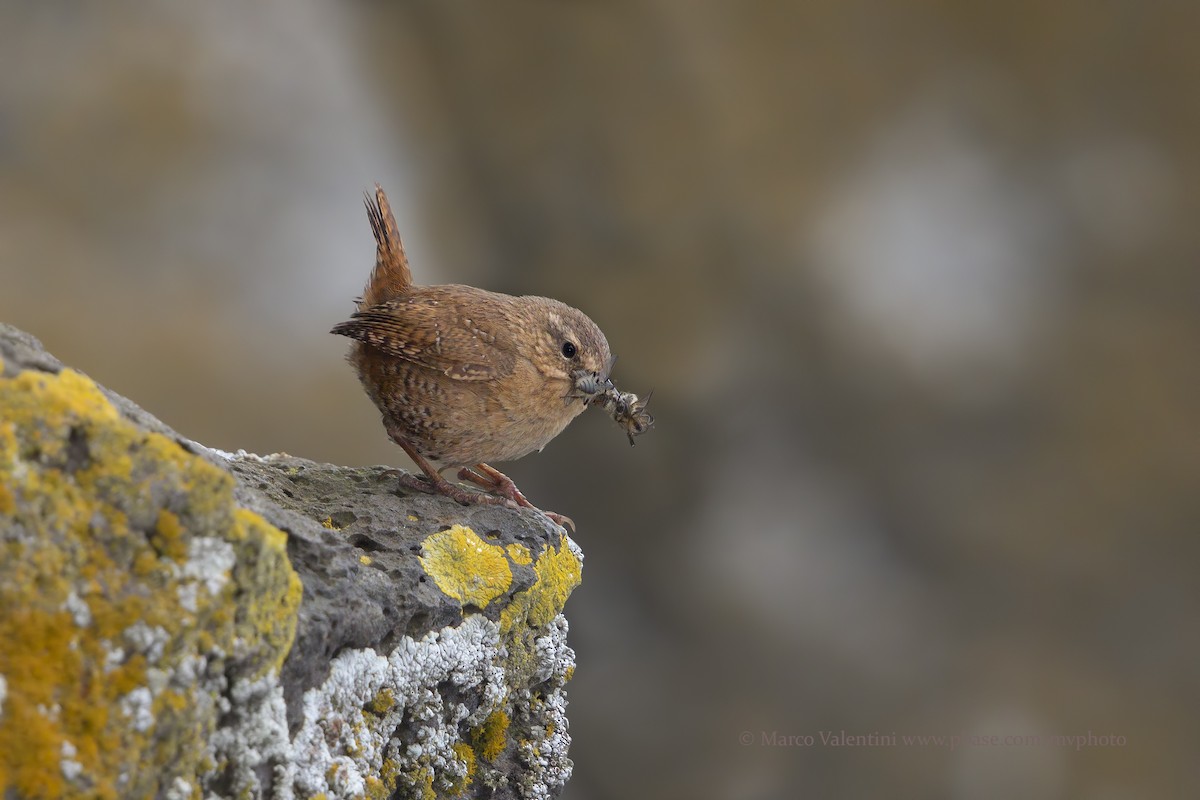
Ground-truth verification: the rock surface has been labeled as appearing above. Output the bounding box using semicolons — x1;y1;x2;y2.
0;323;581;800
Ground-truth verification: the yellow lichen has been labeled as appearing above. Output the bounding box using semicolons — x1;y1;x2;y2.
494;534;583;687
500;534;582;633
505;542;533;565
411;767;436;800
229;508;303;677
0;366;301;797
152;508;188;562
0;609;77;798
379;757;403;787
364;775;388;800
449;742;477;794
471;709;510;762
366;688;395;716
108;654;149;696
418;525;512;609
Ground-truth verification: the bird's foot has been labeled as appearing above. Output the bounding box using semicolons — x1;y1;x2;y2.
458;464;576;533
384;431;522;511
385;467;519;510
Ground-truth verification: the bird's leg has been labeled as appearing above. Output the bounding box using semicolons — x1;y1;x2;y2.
458;464;532;506
458;463;576;532
385;426;518;510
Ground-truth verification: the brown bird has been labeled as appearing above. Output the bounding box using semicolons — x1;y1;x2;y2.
331;185;612;530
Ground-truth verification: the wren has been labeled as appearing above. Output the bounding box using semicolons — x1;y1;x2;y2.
331;185;613;530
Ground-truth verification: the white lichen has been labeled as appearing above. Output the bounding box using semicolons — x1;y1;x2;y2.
124;621;170;663
144;666;170;696
533;615;574;684
283;615;501;795
266;608;577;799
165;777;194;800
102;642;126;672
119;687;155;733
61;739;84;781
206;447;274;462
0;673;7;717
514;614;576;799
63;590;91;627
172;653;209;686
181;535;237;599
207;675;293;800
199;445;278;462
201;444;238;460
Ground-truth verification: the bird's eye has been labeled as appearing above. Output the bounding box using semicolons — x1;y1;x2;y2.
561;341;577;359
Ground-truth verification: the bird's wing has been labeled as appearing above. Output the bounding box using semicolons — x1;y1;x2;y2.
330;292;516;381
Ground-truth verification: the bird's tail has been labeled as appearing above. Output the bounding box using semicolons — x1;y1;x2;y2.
360;184;412;308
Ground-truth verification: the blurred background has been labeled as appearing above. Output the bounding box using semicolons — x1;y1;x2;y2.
2;2;1197;798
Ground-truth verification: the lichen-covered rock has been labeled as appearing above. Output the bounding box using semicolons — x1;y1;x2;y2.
0;324;582;800
227;457;581;800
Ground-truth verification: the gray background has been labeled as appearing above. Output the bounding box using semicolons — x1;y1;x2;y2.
2;3;1197;798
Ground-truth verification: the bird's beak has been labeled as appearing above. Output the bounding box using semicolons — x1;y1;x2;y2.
601;353;618;385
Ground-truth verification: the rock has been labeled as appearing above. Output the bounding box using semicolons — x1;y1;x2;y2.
0;323;581;800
